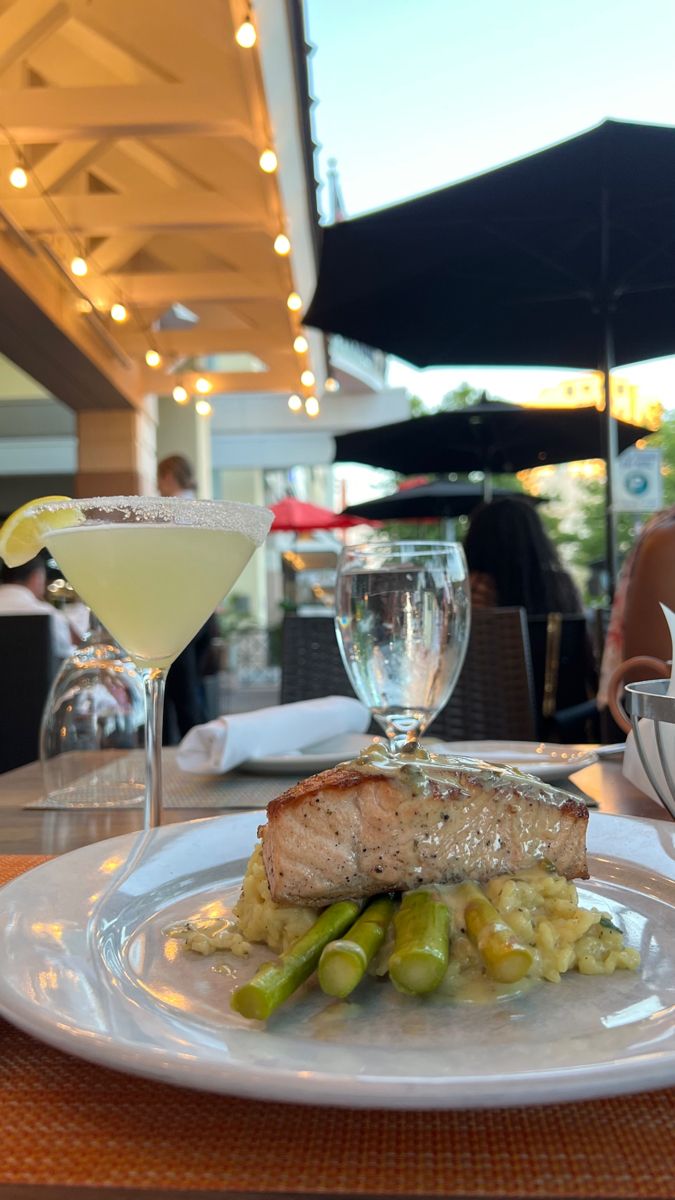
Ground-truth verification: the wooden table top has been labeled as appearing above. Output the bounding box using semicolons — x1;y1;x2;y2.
0;747;667;856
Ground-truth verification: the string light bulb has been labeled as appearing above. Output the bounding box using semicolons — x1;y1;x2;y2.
172;384;189;404
300;369;315;387
305;396;320;418
288;393;302;412
293;334;308;354
235;13;257;47
287;291;302;311
195;376;212;394
9;164;27;189
324;376;340;393
110;302;127;322
274;233;291;256
259;148;278;173
70;255;88;277
195;398;212;417
145;348;161;368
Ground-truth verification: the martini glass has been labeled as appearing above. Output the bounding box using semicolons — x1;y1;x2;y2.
335;540;470;750
30;495;272;828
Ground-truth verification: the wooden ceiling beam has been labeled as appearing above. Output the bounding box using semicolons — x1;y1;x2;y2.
149;367;299;396
119;327;295;356
31;139;103;191
0;83;256;142
108;271;279;305
5;191;271;235
0;0;69;75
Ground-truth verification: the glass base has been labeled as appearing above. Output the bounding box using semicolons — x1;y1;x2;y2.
39;781;145;809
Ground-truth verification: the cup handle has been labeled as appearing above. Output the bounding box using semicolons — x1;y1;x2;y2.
607;656;670;734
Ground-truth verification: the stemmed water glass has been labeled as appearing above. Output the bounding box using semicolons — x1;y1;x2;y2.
335;540;470;751
26;495;272;828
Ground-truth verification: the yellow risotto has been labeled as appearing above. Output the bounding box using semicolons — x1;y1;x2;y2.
175;847;639;993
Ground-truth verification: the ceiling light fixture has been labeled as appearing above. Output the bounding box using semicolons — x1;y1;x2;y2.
300;369;315;387
293;334;308;354
305;396;320;418
145;349;161;368
286;291;302;311
70;255;88;277
172;385;189;404
195;376;212;394
195;398;212;417
273;233;291;256
235;12;257;47
110;302;127;322
288;393;302;412
259;148;278;173
324;376;340;393
8;164;28;189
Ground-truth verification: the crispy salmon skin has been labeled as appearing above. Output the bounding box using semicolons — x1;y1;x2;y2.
259;753;589;906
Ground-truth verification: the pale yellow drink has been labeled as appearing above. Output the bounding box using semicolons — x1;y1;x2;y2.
46;523;255;670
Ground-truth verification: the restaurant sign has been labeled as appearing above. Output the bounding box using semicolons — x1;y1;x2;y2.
615;448;663;513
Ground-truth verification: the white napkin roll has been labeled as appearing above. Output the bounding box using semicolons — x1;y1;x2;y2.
623;603;675;809
176;695;370;775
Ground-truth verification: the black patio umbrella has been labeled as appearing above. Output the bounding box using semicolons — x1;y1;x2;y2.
341;479;546;522
334;398;652;477
306;118;672;581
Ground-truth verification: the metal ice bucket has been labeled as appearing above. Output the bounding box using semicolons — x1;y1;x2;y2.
625;679;675;821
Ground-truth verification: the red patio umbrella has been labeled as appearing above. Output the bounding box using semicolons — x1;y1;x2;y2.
269;497;373;532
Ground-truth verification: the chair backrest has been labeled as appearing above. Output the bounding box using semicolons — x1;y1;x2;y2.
281;615;357;704
526;613;599;741
281;609;537;742
0;614;57;773
428;608;537;741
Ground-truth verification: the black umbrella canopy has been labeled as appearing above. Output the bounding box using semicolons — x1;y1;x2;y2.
333;399;652;475
342;480;546;521
306;119;675;370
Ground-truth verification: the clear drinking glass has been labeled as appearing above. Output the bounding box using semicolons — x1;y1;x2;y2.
27;495;272;828
39;622;146;808
335;540;470;749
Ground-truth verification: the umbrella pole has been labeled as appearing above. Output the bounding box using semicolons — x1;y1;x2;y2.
601;320;619;598
600;185;619;598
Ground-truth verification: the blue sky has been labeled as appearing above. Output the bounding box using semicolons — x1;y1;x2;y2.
305;0;675;409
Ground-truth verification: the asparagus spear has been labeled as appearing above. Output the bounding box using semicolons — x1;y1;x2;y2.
231;899;361;1020
388;890;451;995
460;881;533;983
318;894;397;998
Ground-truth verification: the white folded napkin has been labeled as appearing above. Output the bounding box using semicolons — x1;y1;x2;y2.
623;603;675;810
176;696;370;775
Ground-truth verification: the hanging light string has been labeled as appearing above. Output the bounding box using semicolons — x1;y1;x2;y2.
0;8;312;417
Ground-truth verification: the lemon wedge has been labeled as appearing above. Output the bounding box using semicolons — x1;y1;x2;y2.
0;495;83;566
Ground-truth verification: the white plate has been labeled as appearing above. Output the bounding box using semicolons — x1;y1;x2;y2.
0;811;674;1109
241;734;599;780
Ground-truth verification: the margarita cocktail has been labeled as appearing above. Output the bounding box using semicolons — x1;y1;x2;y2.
0;495;272;827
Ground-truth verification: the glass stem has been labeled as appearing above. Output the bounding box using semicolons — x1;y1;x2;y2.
141;667;166;829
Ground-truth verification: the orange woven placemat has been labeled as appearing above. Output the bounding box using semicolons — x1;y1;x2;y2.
1;854;674;1199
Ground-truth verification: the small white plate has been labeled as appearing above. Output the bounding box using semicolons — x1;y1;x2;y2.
0;811;673;1109
241;735;599;781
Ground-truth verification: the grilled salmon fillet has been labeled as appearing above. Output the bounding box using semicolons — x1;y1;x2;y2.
259;754;589;906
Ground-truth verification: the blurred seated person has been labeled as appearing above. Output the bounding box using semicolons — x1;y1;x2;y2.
464;497;583;615
158;453;196;500
598;505;675;708
0;553;76;659
157;453;217;741
464;498;596;740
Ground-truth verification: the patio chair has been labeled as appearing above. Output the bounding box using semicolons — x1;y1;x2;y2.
527;614;600;743
0;614;57;773
428;607;536;742
281;609;537;742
